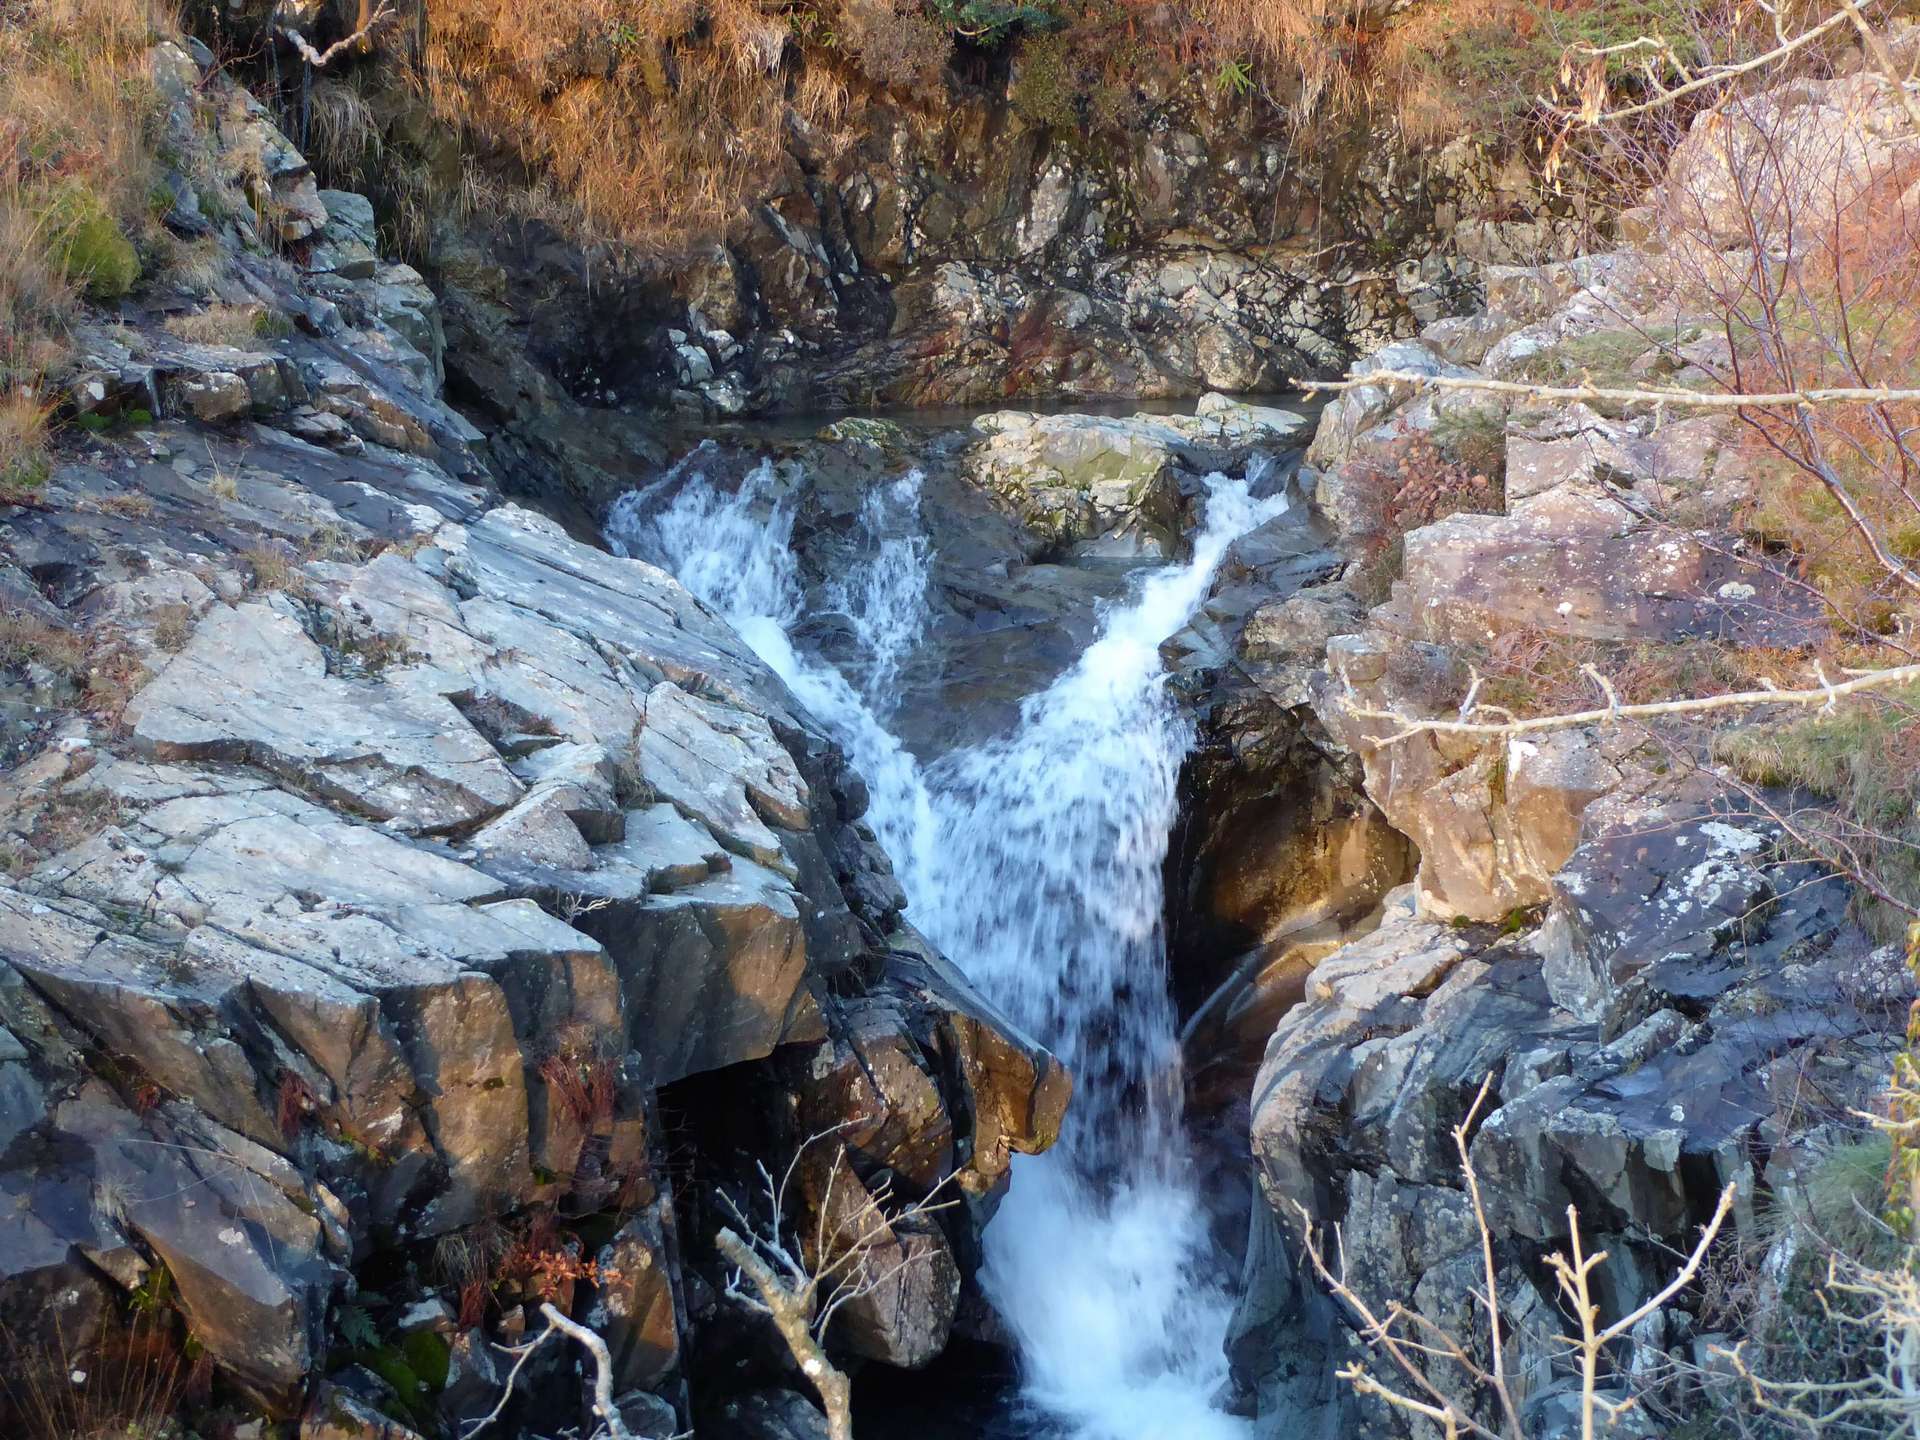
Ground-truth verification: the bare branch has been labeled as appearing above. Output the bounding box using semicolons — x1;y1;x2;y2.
1292;367;1920;411
1340;661;1920;746
1549;8;1856;126
461;1302;653;1440
716;1226;854;1440
278;2;396;69
1453;1078;1526;1440
1299;1072;1742;1440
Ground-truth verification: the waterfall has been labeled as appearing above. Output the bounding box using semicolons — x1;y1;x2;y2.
607;447;1287;1440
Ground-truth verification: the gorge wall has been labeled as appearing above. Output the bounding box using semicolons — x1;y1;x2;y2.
206;0;1522;432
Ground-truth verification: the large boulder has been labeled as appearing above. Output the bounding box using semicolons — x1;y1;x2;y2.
962;402;1308;555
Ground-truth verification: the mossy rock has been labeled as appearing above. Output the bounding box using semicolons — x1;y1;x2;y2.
44;179;141;299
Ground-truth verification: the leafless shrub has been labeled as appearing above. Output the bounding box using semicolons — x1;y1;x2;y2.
714;1126;959;1440
1295;1077;1736;1440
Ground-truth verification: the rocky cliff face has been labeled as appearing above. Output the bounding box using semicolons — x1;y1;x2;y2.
0;41;1067;1439
371;25;1489;423
1175;105;1914;1433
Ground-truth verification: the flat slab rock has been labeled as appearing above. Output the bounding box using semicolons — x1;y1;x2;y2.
126;598;524;832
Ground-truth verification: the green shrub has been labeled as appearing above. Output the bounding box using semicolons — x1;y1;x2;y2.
43;179;141;299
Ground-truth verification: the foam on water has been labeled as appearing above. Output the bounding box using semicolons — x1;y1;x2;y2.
607;451;1287;1440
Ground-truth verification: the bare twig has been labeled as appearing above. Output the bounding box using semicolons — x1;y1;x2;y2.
278;1;395;69
1455;1078;1526;1440
1340;662;1920;746
1291;367;1920;411
461;1302;649;1440
716;1227;854;1440
1549;8;1856;126
713;1128;960;1440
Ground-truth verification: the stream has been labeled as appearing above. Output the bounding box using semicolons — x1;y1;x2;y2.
606;434;1290;1440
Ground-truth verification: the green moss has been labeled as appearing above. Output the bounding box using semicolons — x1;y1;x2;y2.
400;1329;451;1391
43;178;141;299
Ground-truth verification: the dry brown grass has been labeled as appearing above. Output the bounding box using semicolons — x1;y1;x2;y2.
415;1;893;250
0;388;56;501
382;0;1718;251
1192;0;1730;143
1342;429;1504;601
1468;626;1810;717
162;301;277;348
87;490;157;519
1;0;180;489
0;611;89;679
242;542;295;591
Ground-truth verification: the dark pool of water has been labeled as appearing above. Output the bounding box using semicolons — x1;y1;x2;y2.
853;1338;1050;1440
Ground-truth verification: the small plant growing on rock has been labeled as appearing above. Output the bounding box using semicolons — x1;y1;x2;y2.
150;603;193;653
162;304;283;350
1345;431;1503;603
241;542;295;591
0;611;90;681
0;389;56;503
538;1033;618;1129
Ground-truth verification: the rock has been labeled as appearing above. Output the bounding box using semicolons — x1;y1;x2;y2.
1536;805;1842;1032
302;1384;428;1440
179;370;252;421
708;1388;830;1440
1663;70;1920;249
1234;803;1898;1434
963;403;1309;555
614;1389;683;1438
1305;341;1473;470
1314;634;1620;921
785;995;955;1192
1193;391;1314;445
633;681;810;873
587;1203;681;1391
801;1150;960;1367
964;411;1189;553
125;599;526;833
883;940;1070;1199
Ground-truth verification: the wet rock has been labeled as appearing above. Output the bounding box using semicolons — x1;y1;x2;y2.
963;404;1310;554
883;939;1070;1199
798;1147;960;1369
786;995;955;1192
963;411;1189;554
708;1388;830;1440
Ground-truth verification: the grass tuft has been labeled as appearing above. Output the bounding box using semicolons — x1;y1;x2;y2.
1717;686;1920;941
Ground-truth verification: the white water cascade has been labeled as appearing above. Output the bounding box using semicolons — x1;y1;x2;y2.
607;445;1289;1440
